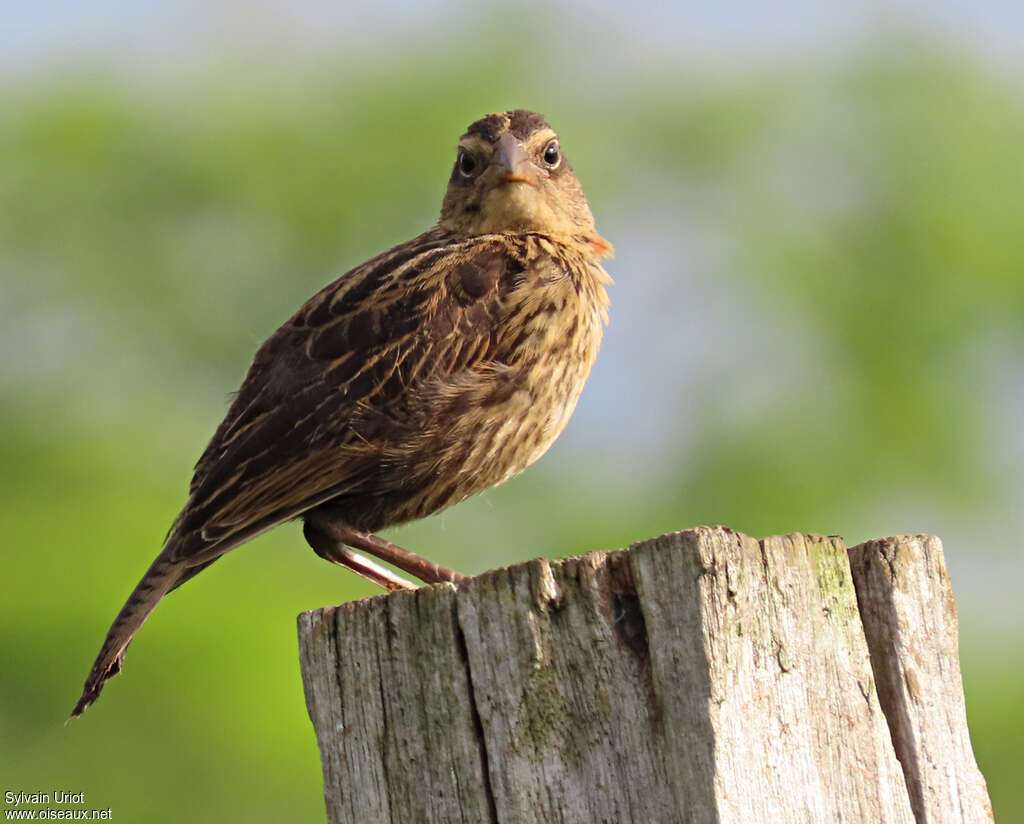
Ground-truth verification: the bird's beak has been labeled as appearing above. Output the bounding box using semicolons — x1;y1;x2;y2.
493;133;538;187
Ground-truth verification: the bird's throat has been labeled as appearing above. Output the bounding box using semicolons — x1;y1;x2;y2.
477;184;562;235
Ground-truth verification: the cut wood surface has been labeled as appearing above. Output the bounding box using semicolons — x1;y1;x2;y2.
298;527;992;824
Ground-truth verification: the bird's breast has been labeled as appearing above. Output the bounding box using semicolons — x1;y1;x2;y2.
484;253;609;481
368;242;610;528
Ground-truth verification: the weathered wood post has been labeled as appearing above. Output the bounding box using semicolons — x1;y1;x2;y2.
298;527;992;823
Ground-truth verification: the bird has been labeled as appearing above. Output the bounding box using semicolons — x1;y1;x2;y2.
72;109;613;717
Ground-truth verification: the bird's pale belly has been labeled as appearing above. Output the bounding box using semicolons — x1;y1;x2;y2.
365;300;604;529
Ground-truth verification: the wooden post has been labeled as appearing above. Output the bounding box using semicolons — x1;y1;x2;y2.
298;527;992;824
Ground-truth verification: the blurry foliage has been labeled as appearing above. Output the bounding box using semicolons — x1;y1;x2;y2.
658;54;1024;541
2;43;1022;822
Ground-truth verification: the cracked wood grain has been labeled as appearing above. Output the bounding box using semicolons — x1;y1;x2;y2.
849;535;994;824
298;527;990;823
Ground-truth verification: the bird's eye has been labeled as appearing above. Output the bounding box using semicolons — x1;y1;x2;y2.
542;140;561;168
458;150;478;177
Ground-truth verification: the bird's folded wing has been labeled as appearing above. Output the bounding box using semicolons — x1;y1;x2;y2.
167;232;524;563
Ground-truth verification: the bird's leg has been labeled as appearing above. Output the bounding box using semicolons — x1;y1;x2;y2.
341;529;469;585
303;523;416;592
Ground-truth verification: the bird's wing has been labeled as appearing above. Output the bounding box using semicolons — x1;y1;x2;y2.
168;231;525;564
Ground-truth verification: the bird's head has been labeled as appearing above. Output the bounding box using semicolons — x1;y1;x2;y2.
438;110;611;256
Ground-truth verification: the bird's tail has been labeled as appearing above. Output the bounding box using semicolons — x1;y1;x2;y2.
71;547;193;717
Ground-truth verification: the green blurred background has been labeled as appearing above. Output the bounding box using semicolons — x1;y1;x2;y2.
2;2;1022;821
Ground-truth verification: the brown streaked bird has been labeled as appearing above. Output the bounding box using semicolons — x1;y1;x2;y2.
73;109;612;717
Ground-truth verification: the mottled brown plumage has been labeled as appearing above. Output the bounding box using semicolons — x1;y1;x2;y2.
73;110;612;716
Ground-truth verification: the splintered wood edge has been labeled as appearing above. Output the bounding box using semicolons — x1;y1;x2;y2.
298;525;857;626
298;525;731;622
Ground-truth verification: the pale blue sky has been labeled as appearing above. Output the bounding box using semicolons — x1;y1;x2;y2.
4;1;1024;74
